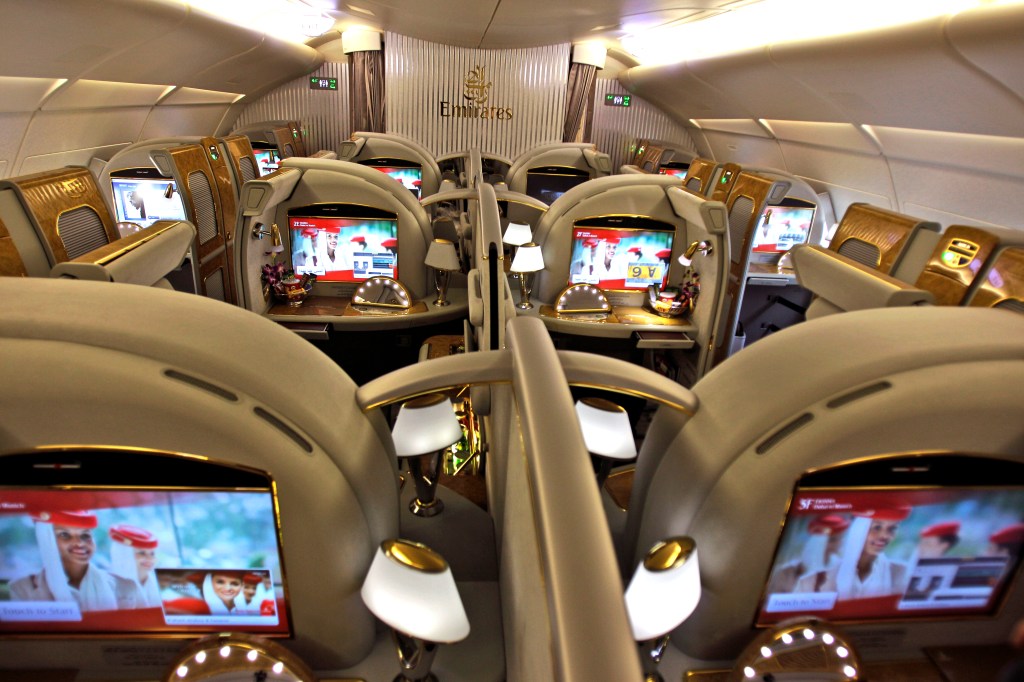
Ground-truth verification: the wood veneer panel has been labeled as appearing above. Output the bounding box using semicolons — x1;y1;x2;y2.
6;167;118;264
830;203;922;274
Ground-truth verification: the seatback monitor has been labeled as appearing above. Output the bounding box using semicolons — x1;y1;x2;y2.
252;146;282;176
109;168;188;233
0;449;291;638
758;455;1024;627
568;216;675;291
358;158;423;198
751;198;815;256
288;204;399;283
525;166;589;204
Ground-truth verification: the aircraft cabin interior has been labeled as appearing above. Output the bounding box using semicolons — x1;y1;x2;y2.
0;1;1023;681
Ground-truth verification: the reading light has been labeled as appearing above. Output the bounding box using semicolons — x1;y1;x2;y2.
424;239;461;307
361;539;470;682
391;394;463;517
677;240;713;267
625;536;701;682
510;242;544;310
575;397;637;487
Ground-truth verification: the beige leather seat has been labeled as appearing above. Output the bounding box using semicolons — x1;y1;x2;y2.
618;304;1024;677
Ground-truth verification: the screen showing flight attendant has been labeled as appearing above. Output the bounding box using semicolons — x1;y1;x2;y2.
758;485;1024;626
751;199;815;255
0;487;289;636
288;204;399;283
568;216;675;291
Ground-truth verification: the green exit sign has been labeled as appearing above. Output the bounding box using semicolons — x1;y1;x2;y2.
604;93;631;107
309;77;338;91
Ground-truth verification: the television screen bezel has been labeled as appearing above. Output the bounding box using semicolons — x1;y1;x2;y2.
0;447;293;640
754;453;1024;628
287;203;400;284
567;215;676;292
109;167;188;232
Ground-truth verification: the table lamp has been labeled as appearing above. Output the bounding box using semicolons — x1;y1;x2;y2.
510;242;544;310
391;394;463;517
625;536;701;682
361;539;470;682
502;221;532;259
425;239;461;307
575;397;637;487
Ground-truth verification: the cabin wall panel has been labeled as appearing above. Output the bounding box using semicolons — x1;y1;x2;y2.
889;161;1023;230
233;62;350;157
769;18;1024;138
947;5;1024;104
15;109;152;176
0;113;31;179
687;48;849;123
141;105;235;141
619;63;751;125
384;34;568;160
591;78;696;170
698;130;785;168
776;141;895;218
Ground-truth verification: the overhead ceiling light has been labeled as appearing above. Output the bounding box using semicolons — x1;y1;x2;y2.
621;0;1021;66
346;4;376;16
184;0;334;44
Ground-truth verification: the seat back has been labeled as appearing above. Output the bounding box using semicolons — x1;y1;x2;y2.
0;216;28;277
915;225;1024;307
711;170;792;365
504;142;612;201
339;131;443;198
151;143;239;304
219;134;262;192
0;276;400;673
680;157;722;197
0;166;194;287
0;167;120;272
828;203;940;280
236;157;434;312
623;305;1024;672
967;244;1024;312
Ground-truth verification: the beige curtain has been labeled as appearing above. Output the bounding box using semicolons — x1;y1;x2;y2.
563;62;597;143
349;50;386;133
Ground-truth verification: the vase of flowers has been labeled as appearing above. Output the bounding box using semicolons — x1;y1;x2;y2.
262;262;316;307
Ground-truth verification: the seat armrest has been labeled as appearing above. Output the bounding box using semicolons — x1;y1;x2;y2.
792;244;934;318
50;220;195;286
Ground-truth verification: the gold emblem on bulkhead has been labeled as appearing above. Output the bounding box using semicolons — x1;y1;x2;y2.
438;65;512;121
60;178;87;198
463;66;491;106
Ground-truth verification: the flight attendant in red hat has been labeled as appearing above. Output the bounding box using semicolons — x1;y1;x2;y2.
10;510;131;611
828;506;912;600
108;524;161;609
916;521;961;559
789;514;851;593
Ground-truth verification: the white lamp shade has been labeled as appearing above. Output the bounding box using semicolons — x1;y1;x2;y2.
510;243;544;273
391;394;463;457
575;398;637;460
361;540;470;643
625;538;701;641
502;221;532;246
425;239;460;271
677;252;693;267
